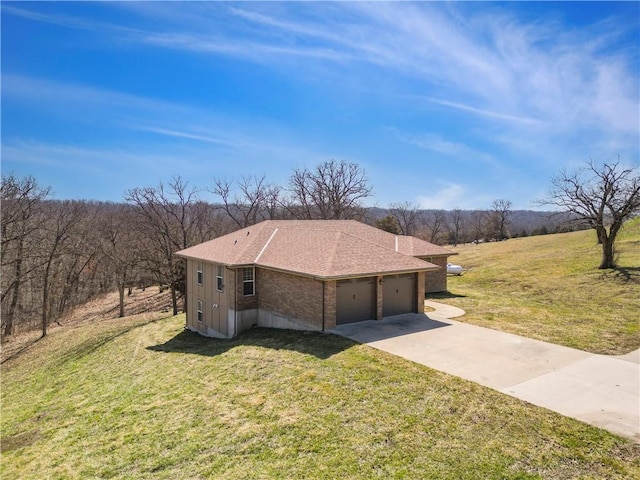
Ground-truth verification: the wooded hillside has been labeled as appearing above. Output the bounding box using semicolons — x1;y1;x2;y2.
1;170;582;339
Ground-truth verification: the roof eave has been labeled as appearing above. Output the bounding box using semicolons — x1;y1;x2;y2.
321;266;440;281
232;263;441;281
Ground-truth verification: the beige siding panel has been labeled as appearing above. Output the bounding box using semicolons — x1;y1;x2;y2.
185;259;234;338
185;259;196;332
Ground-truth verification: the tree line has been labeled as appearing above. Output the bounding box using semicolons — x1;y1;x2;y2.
1;160;374;339
3;158;637;339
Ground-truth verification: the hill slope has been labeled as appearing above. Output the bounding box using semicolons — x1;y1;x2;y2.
442;218;640;354
1;287;173;363
2;315;639;479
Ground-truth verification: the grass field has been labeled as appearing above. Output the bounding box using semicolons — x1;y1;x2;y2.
2;313;639;479
440;218;640;355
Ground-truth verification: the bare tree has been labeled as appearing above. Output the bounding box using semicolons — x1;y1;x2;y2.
421;210;448;244
287;160;373;220
540;159;640;269
469;210;486;242
448;208;464;246
99;204;144;318
52;204;103;320
211;175;281;228
1;174;50;337
39;201;88;337
125;177;202;315
264;183;286;220
487;199;513;241
389;201;422;236
190;201;231;242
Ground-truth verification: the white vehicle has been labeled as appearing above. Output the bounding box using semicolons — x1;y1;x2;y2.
446;263;464;275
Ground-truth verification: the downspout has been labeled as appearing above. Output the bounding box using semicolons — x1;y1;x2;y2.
184;260;188;330
322;280;325;332
233;268;238;338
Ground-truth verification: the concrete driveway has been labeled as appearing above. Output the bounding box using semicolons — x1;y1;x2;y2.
330;301;640;443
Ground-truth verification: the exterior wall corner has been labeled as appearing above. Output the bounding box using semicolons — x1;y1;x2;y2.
417;271;426;313
375;275;384;320
323;280;337;330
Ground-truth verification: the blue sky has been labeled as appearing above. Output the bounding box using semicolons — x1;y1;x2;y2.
2;1;639;210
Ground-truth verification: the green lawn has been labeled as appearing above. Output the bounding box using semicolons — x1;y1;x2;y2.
440;218;640;355
2;314;639;479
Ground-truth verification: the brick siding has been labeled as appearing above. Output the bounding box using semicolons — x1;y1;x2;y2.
422;256;448;293
257;268;324;329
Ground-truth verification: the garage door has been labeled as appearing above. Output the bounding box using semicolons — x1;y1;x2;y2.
336;277;375;325
383;274;416;317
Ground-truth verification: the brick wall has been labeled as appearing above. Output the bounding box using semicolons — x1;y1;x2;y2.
417;271;426;312
257;269;324;329
421;256;448;293
375;276;384;319
323;280;337;330
236;267;258;311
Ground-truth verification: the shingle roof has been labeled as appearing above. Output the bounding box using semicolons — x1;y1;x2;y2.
176;220;452;279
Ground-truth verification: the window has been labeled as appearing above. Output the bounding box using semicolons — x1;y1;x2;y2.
216;265;224;292
197;299;203;323
196;262;203;286
242;267;254;296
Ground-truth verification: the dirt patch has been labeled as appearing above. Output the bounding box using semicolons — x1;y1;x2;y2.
1;430;41;453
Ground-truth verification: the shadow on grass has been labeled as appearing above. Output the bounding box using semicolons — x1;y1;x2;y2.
2;314;172;366
0;336;45;365
427;291;467;299
612;266;640;284
53;316;172;367
147;327;356;360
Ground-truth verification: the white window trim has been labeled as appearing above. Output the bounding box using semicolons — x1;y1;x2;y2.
242;267;255;296
197;299;203;322
196;262;204;286
216;265;224;292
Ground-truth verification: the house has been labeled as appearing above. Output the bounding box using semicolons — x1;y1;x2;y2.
176;220;455;338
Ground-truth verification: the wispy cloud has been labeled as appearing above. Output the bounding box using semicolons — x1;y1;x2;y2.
387;128;499;168
3;2;637;206
131;126;235;147
141;33;350;63
417;182;467;210
7;2;636;142
416;180;499;210
1;4;145;35
139;2;635;149
2;74;184;115
423;98;541;126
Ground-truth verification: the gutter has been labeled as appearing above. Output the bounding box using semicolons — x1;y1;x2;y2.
254;263;440;282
